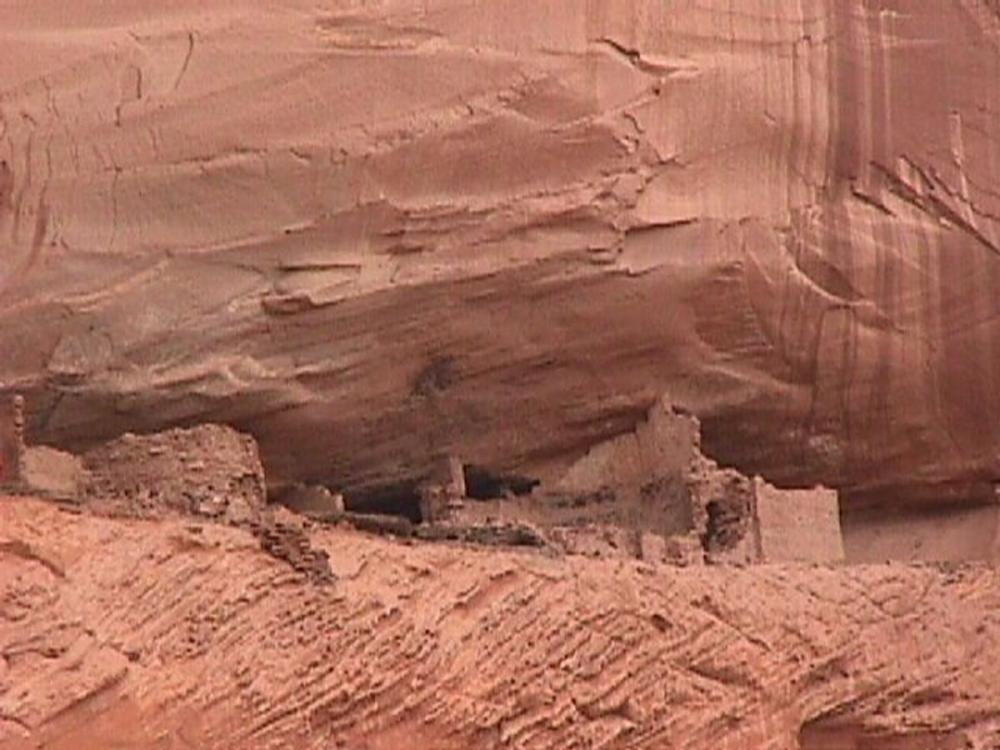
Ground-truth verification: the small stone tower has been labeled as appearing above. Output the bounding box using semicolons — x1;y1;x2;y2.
1;394;26;488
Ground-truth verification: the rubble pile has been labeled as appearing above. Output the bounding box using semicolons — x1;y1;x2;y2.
250;518;335;585
81;424;267;524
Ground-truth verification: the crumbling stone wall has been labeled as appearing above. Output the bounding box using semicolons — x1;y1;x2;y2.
1;393;88;499
557;397;699;496
687;458;845;564
82;424;266;523
550;397;702;542
250;515;335;585
452;395;844;565
540;396;760;562
419;455;466;522
0;395;25;488
687;456;759;564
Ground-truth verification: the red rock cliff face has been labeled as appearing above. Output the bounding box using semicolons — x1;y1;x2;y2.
1;2;998;501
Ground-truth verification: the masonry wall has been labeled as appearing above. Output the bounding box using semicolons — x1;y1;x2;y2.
753;479;845;563
553;398;701;541
0;395;24;487
557;398;700;494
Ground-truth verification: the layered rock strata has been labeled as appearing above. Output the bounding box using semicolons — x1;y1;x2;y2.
0;2;998;510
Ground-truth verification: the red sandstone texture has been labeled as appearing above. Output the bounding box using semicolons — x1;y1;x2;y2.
0;2;999;512
1;2;1000;749
1;496;999;750
0;410;994;748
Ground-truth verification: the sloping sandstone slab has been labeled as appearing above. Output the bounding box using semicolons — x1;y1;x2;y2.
0;497;998;750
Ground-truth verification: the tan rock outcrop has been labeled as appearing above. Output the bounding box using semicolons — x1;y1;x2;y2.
0;2;998;507
843;501;1000;564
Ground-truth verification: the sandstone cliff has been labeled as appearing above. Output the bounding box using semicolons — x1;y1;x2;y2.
2;2;999;507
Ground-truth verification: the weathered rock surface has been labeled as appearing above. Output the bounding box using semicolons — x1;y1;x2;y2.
0;496;998;749
1;2;999;505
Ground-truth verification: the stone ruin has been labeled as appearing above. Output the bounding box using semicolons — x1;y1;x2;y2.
79;427;333;582
1;393;87;499
0;395;333;583
418;455;467;523
0;394;24;489
81;424;267;524
2;391;844;569
258;396;845;564
443;397;845;565
1;394;267;521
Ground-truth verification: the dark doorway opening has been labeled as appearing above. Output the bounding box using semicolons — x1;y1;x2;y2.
344;479;424;523
463;465;539;500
